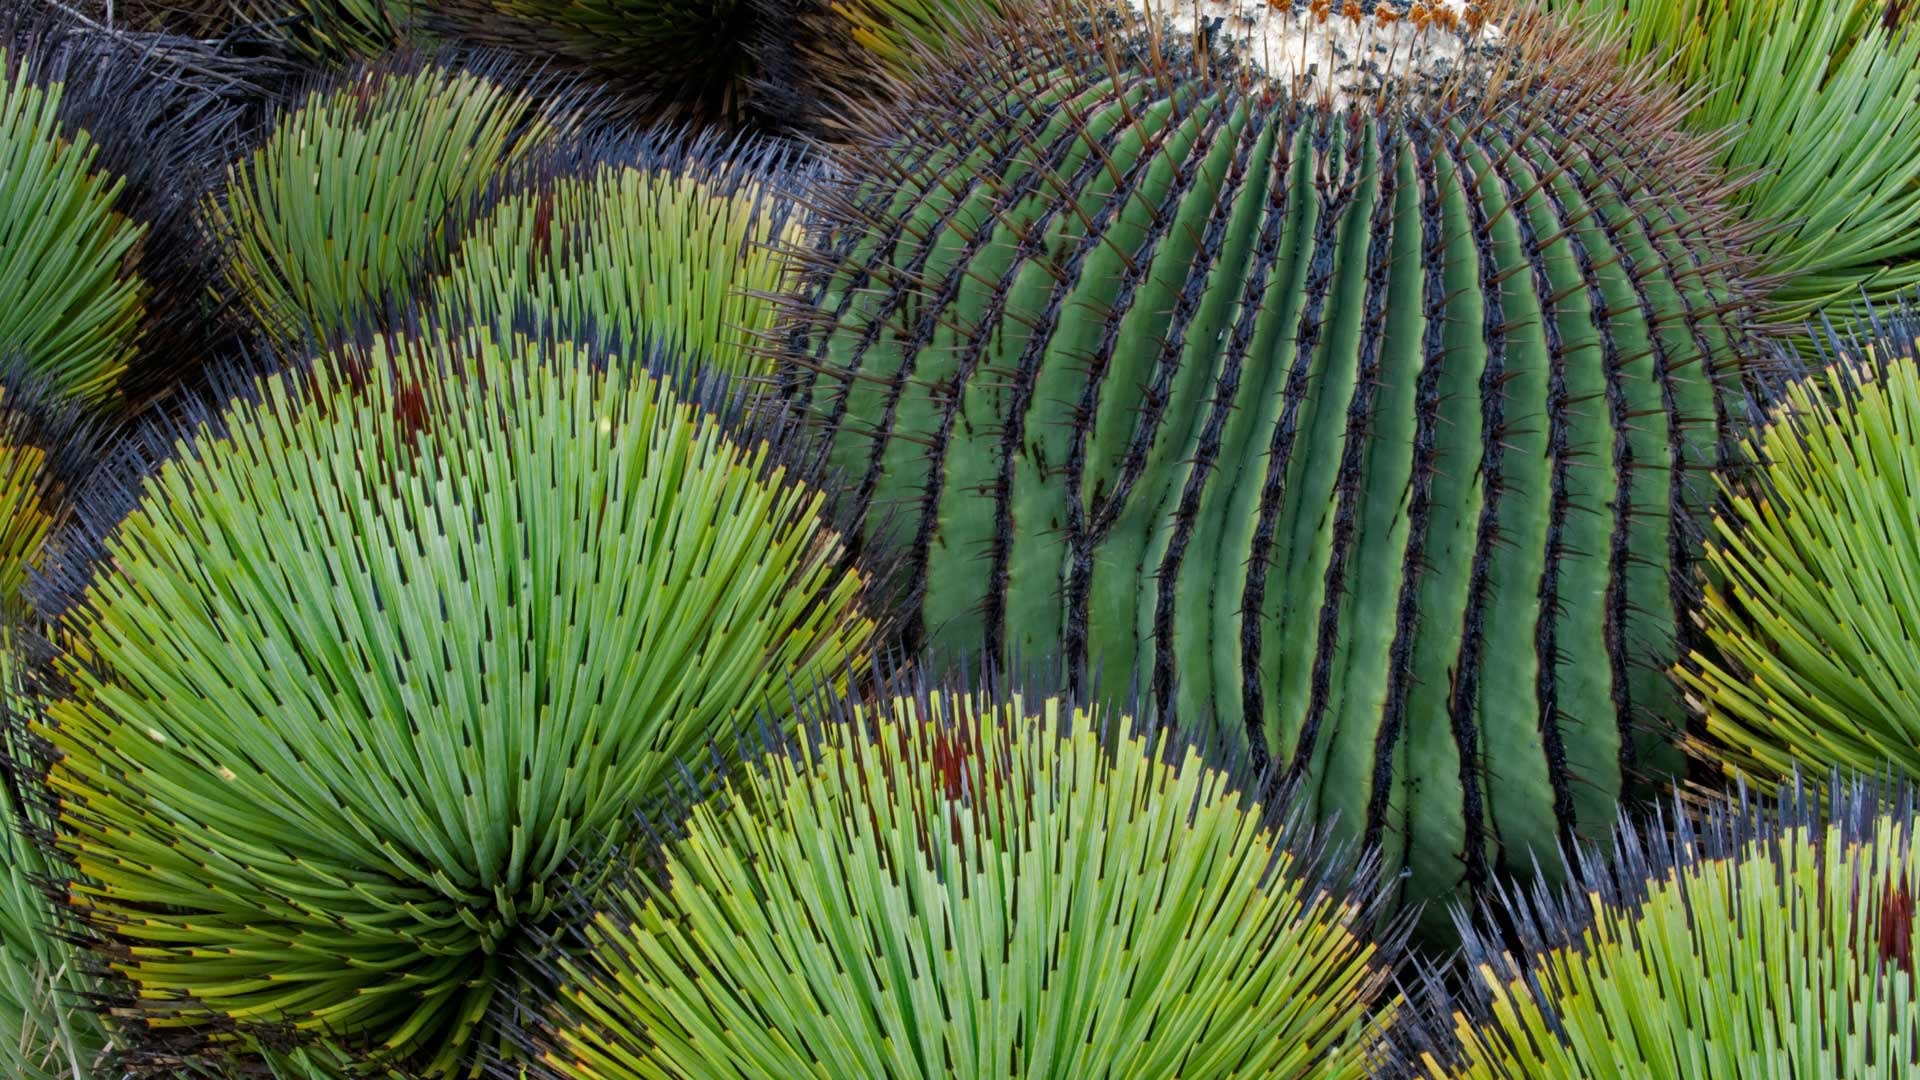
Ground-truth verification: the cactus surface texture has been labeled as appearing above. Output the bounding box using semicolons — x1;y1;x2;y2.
778;2;1760;909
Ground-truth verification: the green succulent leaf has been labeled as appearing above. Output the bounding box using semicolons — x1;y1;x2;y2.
1;643;108;1080
1544;0;1920;322
40;326;877;1076
435;140;805;380
1679;316;1920;782
208;59;554;349
1400;777;1920;1078
0;49;146;410
537;689;1399;1080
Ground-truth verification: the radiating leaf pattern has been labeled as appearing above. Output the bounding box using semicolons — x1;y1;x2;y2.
540;689;1398;1080
40;327;876;1076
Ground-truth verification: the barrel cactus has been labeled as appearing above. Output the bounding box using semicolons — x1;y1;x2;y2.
1678;311;1920;782
36;326;877;1075
434;134;806;379
775;0;1758;910
529;687;1401;1080
1395;776;1920;1078
207;57;556;348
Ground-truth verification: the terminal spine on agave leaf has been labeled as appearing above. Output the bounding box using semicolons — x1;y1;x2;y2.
771;0;1768;913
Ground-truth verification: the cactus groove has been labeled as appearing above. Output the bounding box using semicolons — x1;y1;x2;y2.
778;6;1759;909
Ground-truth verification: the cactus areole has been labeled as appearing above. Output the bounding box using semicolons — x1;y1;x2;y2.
777;3;1760;911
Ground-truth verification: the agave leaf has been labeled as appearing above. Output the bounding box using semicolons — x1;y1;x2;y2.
1396;776;1920;1078
0;47;147;411
37;325;878;1076
0;637;109;1080
206;56;558;351
531;682;1402;1080
1678;308;1920;782
435;133;806;380
1544;0;1920;322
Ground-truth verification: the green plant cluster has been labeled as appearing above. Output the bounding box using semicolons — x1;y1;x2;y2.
0;0;1917;1078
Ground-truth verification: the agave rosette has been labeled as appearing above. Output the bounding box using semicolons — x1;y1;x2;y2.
435;132;806;380
208;56;558;348
1680;310;1920;781
532;685;1400;1079
1398;777;1920;1078
36;324;877;1075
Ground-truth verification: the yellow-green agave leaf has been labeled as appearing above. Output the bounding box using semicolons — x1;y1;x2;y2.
435;140;804;380
1399;778;1919;1078
1678;317;1920;782
0;639;108;1080
208;58;554;348
534;688;1400;1080
1543;0;1920;322
40;326;877;1077
0;49;147;410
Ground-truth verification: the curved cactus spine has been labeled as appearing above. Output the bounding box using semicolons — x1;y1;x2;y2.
775;1;1763;910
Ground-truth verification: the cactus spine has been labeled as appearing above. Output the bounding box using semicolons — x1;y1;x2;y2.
779;3;1760;908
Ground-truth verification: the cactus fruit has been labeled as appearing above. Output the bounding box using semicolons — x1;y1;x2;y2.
530;685;1401;1080
1679;311;1920;783
434;134;806;380
34;326;877;1075
1395;776;1920;1078
775;0;1761;910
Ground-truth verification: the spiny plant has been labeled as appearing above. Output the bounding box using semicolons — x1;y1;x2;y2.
32;325;878;1076
1677;308;1920;783
0;380;91;620
774;0;1761;914
435;133;806;380
0;641;106;1080
5;7;257;409
0;45;148;410
770;0;1005;116
206;56;557;350
526;683;1402;1080
1395;775;1920;1078
1543;0;1920;322
426;0;768;124
259;0;411;61
75;0;406;60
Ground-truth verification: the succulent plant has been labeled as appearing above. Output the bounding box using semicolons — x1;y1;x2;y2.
1678;310;1920;783
1;641;107;1080
35;325;877;1076
0;46;148;410
1395;775;1920;1078
529;685;1401;1080
1543;0;1920;322
0;380;92;621
774;0;1759;911
207;57;556;349
771;0;1004;113
434;133;806;379
426;0;767;124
